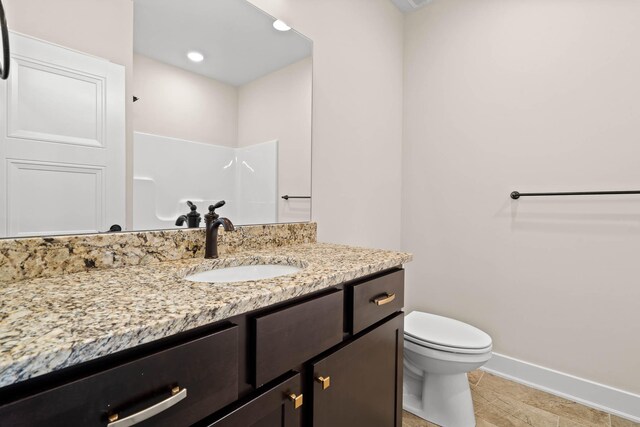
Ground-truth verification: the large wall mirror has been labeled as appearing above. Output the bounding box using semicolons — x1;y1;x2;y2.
0;0;312;238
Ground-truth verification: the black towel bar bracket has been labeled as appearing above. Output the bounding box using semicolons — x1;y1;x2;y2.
511;190;640;200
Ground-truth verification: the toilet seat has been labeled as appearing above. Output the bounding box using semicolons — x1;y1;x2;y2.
405;311;492;354
404;337;492;366
404;334;491;355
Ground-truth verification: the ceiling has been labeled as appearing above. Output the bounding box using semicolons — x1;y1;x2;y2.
134;0;312;87
390;0;435;13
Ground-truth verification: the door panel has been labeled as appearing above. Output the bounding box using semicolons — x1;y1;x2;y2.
7;160;104;235
0;32;125;237
311;313;404;427
8;57;104;146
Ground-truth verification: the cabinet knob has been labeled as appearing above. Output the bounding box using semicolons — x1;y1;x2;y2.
287;393;303;409
371;293;396;306
315;375;331;390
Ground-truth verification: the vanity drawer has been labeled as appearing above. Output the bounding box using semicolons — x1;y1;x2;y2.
0;325;239;427
349;269;404;334
253;289;344;387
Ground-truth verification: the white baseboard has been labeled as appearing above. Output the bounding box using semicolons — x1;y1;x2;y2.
482;353;640;422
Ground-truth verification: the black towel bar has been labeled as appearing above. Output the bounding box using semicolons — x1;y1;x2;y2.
511;190;640;200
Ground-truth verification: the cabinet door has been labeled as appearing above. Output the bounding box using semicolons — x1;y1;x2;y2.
311;313;403;427
205;372;302;427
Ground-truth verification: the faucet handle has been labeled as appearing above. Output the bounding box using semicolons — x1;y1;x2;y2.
209;200;225;212
206;200;226;221
187;200;197;211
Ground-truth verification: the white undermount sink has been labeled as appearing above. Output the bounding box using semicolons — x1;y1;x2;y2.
184;264;302;283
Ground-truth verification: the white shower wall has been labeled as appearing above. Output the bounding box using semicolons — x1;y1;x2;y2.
133;132;277;230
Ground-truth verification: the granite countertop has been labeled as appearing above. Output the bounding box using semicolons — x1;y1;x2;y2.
0;243;412;388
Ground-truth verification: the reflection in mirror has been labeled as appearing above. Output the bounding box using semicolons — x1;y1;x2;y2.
0;0;312;238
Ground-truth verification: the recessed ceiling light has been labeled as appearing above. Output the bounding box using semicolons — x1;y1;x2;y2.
187;51;204;63
273;20;291;32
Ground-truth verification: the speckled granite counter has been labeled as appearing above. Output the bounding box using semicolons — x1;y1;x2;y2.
0;223;317;283
0;243;411;388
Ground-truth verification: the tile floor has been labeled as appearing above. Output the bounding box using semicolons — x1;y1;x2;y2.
402;371;639;427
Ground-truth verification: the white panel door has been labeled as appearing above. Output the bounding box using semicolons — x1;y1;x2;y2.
0;32;125;237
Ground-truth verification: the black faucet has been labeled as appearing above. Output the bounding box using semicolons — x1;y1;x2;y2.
204;201;235;259
176;201;202;228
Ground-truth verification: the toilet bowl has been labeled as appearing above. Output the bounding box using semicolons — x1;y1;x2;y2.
403;312;492;427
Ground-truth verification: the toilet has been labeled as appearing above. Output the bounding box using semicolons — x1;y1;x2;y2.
403;311;492;427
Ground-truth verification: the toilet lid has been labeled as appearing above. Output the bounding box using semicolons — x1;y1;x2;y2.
404;312;492;351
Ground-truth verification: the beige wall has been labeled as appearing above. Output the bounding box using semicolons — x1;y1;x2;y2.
247;0;404;249
5;0;132;67
5;0;135;228
403;0;640;393
133;54;238;147
238;57;312;223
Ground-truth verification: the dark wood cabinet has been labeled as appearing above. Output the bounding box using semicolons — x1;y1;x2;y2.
310;313;404;427
349;269;404;334
0;325;239;427
253;289;344;387
0;268;405;427
202;372;302;427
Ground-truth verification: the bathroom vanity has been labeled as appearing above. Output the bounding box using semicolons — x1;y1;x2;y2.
0;225;412;427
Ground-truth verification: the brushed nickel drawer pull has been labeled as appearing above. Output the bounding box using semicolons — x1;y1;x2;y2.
107;386;187;427
371;293;396;306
